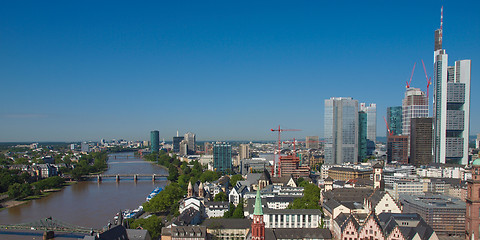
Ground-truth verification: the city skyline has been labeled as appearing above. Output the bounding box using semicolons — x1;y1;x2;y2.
1;2;479;142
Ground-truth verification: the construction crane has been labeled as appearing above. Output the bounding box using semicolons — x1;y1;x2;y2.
421;59;432;99
405;62;416;89
383;116;393;137
270;125;301;177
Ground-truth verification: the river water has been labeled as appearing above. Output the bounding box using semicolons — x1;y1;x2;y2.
0;152;168;230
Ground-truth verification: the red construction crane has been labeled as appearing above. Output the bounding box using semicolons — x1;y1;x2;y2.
421;59;432;99
270;125;301;177
405;62;416;89
384;116;393;137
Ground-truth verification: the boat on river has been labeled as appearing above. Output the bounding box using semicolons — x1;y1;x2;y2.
146;187;162;201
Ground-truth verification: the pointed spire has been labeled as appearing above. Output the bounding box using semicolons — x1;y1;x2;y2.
253;189;263;215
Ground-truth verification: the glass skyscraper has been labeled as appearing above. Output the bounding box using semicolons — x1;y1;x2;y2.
150;130;159;153
358;111;367;162
387;106;403;136
213;142;232;172
324;97;358;164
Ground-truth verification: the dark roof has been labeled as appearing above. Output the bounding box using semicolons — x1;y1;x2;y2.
323;199;342;213
323;188;373;203
325;176;334;182
126;229;151;240
97;225;128;240
372;162;383;168
173;208;203;226
263;208;322;215
367;190;386;208
339;214;360;232
167;226;207;238
204;201;229;209
377;213;436;240
268;228;332;239
201;218;251;229
259;168;272;182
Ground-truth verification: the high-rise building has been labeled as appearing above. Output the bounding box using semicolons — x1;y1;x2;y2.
239;144;250;160
360;103;377;144
466;158;480;239
213;142;232;172
204;142;213;155
358;111;367;162
150;130;160;153
476;134;480;149
387;106;403;136
179;140;188;156
324;97;358;164
305;136;319;149
433;9;471;165
184;132;196;154
81;142;90;153
387;135;408;164
402;88;428;137
410;118;433;167
173;136;184;153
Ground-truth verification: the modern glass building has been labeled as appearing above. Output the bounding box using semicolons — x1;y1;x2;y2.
150;130;159;153
173;136;184;153
213;143;232;172
184;132;196;154
410;117;433;166
433;18;471;165
324;97;358;164
358;111;367;162
402;88;428;137
387;106;403;136
360;103;376;144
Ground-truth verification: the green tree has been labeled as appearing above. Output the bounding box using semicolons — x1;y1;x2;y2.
288;183;321;209
229;174;243;187
8;183;33;200
130;215;163;239
143;183;183;213
168;165;179;182
232;200;244;218
223;203;235;218
200;170;219;183
214;191;228;202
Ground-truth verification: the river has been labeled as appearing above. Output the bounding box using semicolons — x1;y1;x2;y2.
0;152;168;230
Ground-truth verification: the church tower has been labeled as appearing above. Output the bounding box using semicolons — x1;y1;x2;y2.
187;181;194;198
198;182;205;198
372;162;384;190
466;159;480;240
251;189;265;240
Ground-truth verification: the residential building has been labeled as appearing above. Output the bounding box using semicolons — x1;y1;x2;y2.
150;130;159;153
204;202;229;218
201;219;251;240
433;13;471;165
263;208;323;228
324;97;359;164
213;143;232;172
360;102;377;147
306;136;319;149
161;226;207;240
387;106;403;136
327;166;372;181
400;194;465;236
239;144;250;160
358;111;368;162
410;118;433;166
387;135;408;164
184;132;196;154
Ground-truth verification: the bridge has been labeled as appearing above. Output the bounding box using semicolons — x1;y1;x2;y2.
0;217;102;238
89;173;168;182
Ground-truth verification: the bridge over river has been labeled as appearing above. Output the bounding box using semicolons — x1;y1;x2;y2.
89;173;168;182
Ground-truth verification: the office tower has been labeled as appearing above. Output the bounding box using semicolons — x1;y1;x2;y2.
476;134;480;149
433;10;471;165
358;111;367;162
179;140;188;156
466;159;480;240
184;132;196;154
324;97;358;164
150;130;160;153
173;136;184;153
306;136;319;149
410;118;433;166
387;106;403;136
204;142;213;155
360;103;377;143
81;142;90;153
402;88;428;137
213;142;232;172
387;135;408;164
239;144;250;160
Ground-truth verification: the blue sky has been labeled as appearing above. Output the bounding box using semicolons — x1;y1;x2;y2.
1;1;479;142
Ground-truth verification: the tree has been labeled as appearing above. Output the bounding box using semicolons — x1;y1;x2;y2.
130;215;163;239
168;166;179;182
223;203;235;218
200;170;219;183
288;183;321;209
8;183;33;200
143;183;183;213
232;200;244;218
214;191;228;202
229;174;243;187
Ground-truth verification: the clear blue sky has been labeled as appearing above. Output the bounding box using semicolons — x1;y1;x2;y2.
1;1;479;142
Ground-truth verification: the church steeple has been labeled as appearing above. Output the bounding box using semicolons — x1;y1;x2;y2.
187;181;194;197
251;189;265;240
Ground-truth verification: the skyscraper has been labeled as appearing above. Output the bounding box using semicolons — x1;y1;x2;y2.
360;103;377;144
173;136;184;153
433;9;471;164
184;132;196;154
150;130;159;153
402;88;428;137
358;111;367;162
410;118;433;166
239;144;250;160
387;135;408;164
213;142;232;172
387;106;403;136
324;97;358;164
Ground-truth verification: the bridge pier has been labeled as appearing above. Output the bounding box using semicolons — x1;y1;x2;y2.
116;175;120;182
134;175;137;182
152;174;155;182
43;231;54;240
97;175;102;182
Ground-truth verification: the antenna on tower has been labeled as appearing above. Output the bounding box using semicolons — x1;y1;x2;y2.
440;6;443;31
176;130;179;137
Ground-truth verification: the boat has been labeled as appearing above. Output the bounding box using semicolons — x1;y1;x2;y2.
146;187;163;202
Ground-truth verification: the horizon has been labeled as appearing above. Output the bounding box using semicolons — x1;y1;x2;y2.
1;2;479;142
